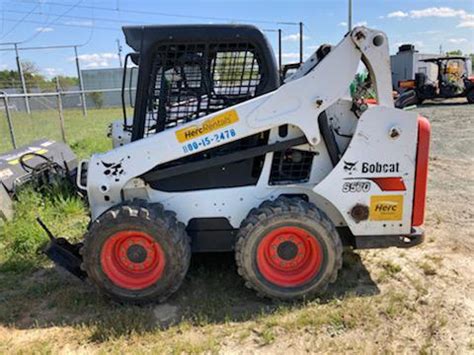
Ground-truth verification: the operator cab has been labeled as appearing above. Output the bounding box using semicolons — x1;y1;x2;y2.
419;56;472;97
396;55;474;107
121;24;279;141
117;24;281;191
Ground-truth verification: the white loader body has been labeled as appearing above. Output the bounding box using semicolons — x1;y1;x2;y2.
81;27;428;240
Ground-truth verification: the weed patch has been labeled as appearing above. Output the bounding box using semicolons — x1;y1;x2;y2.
377;260;402;282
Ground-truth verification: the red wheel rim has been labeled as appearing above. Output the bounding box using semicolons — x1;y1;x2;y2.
100;230;166;290
257;226;323;287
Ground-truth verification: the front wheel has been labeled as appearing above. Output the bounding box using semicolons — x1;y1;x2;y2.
81;203;191;304
235;197;343;300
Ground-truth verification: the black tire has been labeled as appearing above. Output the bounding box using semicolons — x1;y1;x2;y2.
81;202;191;304
235;197;343;301
467;89;474;104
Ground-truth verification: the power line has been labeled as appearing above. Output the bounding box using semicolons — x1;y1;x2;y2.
78;0;96;47
19;0;85;44
0;2;40;40
11;0;300;26
4;8;143;26
0;43;87;51
0;17;119;32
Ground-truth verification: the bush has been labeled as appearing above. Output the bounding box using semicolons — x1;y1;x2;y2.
88;91;104;109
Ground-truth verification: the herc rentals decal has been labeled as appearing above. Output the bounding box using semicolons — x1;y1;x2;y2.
370;195;404;221
175;110;239;143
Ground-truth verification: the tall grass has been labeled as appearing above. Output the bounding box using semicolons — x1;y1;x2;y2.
0;183;88;272
0;107;122;271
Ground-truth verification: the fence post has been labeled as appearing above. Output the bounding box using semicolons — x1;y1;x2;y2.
55;84;67;143
74;46;88;117
1;93;17;149
15;43;31;115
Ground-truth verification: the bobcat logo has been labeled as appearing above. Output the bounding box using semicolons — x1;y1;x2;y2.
343;160;357;174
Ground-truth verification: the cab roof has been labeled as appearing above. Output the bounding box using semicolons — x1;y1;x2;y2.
122;24;270;53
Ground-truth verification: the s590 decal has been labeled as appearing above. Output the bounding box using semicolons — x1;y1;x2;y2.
342;181;371;193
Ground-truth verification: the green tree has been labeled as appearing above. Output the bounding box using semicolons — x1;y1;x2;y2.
54;76;79;90
87;91;104;109
0;62;79;92
0;70;18;89
446;49;463;56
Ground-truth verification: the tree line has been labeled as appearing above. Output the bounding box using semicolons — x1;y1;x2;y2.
0;61;78;92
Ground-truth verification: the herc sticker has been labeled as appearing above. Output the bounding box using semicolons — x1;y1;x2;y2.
370;195;404;221
175;109;239;143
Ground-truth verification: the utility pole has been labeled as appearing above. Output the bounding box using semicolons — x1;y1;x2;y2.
74;46;87;116
14;43;30;114
299;22;303;64
116;39;123;67
278;29;282;73
348;0;353;32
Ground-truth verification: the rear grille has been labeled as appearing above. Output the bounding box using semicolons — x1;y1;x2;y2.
269;149;315;185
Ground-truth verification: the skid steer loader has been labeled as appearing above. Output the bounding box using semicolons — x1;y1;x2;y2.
44;24;431;303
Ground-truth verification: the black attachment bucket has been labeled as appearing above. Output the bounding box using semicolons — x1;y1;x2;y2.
37;217;87;280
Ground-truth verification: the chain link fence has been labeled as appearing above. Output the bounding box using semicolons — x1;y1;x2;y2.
0;88;135;154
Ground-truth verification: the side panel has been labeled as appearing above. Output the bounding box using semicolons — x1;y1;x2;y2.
314;106;419;236
127;128;345;229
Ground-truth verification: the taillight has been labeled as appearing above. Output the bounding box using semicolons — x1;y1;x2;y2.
412;116;431;226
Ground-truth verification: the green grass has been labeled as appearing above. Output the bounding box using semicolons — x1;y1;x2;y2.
0;107;125;158
0;108;121;272
0;184;88;272
376;260;402;282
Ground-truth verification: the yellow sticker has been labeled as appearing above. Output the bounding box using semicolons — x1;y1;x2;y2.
370;195;404;221
175;110;239;143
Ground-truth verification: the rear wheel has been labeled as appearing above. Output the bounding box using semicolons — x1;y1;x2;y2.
82;203;190;303
235;197;343;300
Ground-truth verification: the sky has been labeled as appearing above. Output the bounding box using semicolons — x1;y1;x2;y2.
0;0;473;78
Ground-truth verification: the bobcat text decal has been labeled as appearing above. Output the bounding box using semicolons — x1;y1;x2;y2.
344;161;400;174
362;162;399;174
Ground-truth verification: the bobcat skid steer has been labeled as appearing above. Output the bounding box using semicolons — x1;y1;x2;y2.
47;25;431;303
